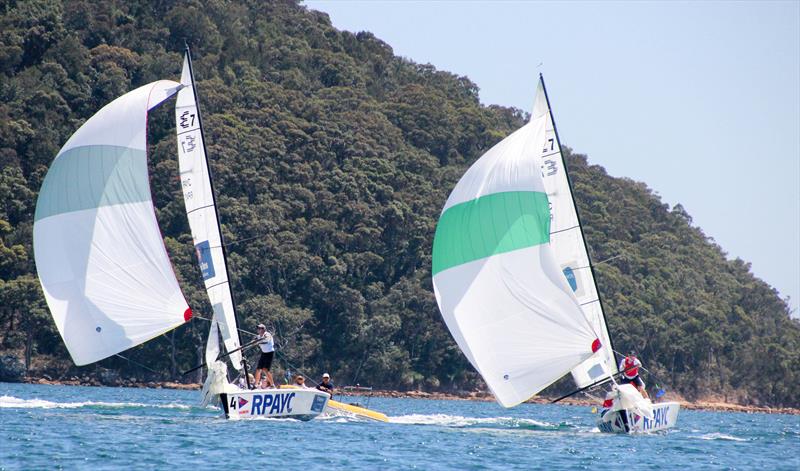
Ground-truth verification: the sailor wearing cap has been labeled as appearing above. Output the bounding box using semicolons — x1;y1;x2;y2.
316;373;334;396
254;324;275;389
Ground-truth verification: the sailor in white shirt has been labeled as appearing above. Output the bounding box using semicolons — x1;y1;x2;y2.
254;324;275;388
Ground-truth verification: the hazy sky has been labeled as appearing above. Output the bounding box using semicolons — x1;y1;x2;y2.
304;0;800;314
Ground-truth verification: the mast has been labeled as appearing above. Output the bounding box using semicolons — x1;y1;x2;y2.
538;73;618;368
183;44;250;387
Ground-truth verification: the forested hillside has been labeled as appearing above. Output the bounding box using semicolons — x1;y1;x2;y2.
1;0;797;406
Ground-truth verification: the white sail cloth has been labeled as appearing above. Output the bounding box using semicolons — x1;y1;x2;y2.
610;384;654;420
531;80;618;387
432;111;601;408
34;81;190;365
176;55;242;370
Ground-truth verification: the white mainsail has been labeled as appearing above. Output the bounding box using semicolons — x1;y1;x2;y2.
33;81;191;366
532;76;618;387
175;53;243;370
431;103;602;408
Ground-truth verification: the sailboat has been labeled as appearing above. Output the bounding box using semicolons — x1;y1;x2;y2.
431;74;679;433
32;47;329;421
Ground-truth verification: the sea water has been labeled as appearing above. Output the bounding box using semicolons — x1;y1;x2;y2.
1;383;797;470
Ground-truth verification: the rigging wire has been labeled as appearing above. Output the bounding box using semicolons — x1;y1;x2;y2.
192;314;324;388
114;353;161;375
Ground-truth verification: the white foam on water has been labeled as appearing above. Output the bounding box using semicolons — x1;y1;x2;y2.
0;395;192;410
696;432;748;442
389;413;553;428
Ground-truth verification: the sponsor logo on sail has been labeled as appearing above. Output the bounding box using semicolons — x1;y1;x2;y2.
195;241;215;280
562;267;578;292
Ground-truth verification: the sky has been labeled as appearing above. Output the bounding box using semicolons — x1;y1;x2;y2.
304;0;800;315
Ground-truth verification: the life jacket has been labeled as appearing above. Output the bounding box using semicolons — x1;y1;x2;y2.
602;390;615;408
622;356;639;379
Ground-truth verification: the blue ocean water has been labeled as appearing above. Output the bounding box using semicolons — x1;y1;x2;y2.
1;383;797;470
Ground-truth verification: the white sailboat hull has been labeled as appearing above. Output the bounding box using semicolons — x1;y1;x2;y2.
220;389;329;421
597;402;680;433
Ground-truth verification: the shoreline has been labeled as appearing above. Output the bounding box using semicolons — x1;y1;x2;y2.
18;377;799;415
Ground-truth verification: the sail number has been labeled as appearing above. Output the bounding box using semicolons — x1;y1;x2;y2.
540;138;558;177
182;177;193;200
180;134;197;153
179;110;196;129
542;159;557;176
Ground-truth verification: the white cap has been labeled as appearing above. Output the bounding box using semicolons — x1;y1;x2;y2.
322;373;330;378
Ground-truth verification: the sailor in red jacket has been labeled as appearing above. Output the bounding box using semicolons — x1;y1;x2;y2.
618;352;649;399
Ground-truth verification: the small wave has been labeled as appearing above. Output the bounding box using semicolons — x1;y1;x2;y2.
696;432;748;442
0;395;192;410
389;413;568;430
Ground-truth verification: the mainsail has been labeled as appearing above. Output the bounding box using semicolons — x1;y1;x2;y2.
33;80;191;366
175;51;243;370
431;102;601;408
533;76;618;387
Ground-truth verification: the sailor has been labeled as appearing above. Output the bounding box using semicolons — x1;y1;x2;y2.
236;373;255;390
601;389;615;411
316;373;334;395
293;375;310;389
618;351;648;399
254;324;275;389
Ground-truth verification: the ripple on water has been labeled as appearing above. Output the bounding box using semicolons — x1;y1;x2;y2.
1;384;797;470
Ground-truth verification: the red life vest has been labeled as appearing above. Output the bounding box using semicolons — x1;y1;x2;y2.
622;356;639;379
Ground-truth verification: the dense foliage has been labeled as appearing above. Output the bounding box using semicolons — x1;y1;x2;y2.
1;0;797;406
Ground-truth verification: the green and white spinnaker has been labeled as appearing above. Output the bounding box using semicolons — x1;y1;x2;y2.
432;80;603;407
33;80;190;365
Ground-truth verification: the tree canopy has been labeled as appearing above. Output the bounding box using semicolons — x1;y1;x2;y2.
0;0;797;406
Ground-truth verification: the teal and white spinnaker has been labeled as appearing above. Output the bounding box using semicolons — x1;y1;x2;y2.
175;54;242;370
432;106;601;408
532;78;618;388
33;81;190;366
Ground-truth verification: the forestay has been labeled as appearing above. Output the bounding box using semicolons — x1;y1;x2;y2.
532;77;618;387
175;54;242;369
432;109;601;408
33;81;191;366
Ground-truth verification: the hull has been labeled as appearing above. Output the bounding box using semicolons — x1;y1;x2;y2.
597;402;680;433
220;388;329;421
325;399;389;422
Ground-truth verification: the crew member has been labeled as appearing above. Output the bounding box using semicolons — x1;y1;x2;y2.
254;324;275;389
293;375;310;389
316;373;334;395
618;351;648;399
